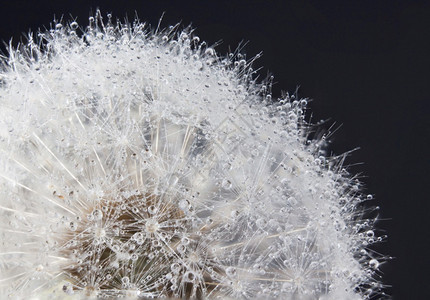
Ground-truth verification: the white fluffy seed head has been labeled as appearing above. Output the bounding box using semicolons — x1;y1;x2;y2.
0;11;385;299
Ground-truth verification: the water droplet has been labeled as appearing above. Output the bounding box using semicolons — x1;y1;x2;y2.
287;197;297;206
69;222;77;231
226;267;236;277
256;218;266;228
205;48;214;56
185;271;196;282
230;210;239;218
148;205;158;214
366;230;374;237
70;21;78;30
171;263;181;274
222;179;232;189
369;259;379;269
177;244;186;253
179;200;189;210
92;209;103;220
62;284;73;295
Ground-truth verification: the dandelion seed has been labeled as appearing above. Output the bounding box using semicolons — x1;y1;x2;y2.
0;11;386;299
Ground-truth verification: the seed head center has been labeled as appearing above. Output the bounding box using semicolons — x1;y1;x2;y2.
145;219;159;233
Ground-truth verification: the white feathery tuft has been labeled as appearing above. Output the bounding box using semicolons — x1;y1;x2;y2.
0;11;385;299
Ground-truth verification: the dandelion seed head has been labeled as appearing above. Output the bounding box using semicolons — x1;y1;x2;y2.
0;11;386;299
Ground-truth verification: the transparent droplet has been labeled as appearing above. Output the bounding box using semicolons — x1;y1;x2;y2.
256;218;266;228
205;48;214;56
230;210;239;218
69;222;77;231
221;179;232;189
185;271;196;282
179;200;189;210
70;21;78;30
148;205;158;215
369;259;379;269
62;284;73;295
92;209;103;220
171;263;181;274
226;266;237;277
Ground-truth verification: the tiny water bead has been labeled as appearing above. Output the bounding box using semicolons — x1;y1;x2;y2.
0;10;385;300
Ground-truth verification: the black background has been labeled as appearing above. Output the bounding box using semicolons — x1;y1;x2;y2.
0;1;428;299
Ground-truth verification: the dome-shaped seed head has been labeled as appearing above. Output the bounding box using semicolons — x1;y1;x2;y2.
0;11;385;299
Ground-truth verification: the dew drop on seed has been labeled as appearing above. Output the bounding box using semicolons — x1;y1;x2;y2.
287;197;297;206
62;284;73;295
222;179;232;189
177;244;186;253
171;263;181;273
230;210;239;218
70;21;78;30
205;48;214;56
69;222;77;231
256;218;266;228
369;259;379;269
179;200;188;210
185;271;196;282
92;209;103;220
148;205;158;214
226;266;237;277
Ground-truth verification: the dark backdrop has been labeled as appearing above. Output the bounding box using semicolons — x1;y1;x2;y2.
1;1;429;299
